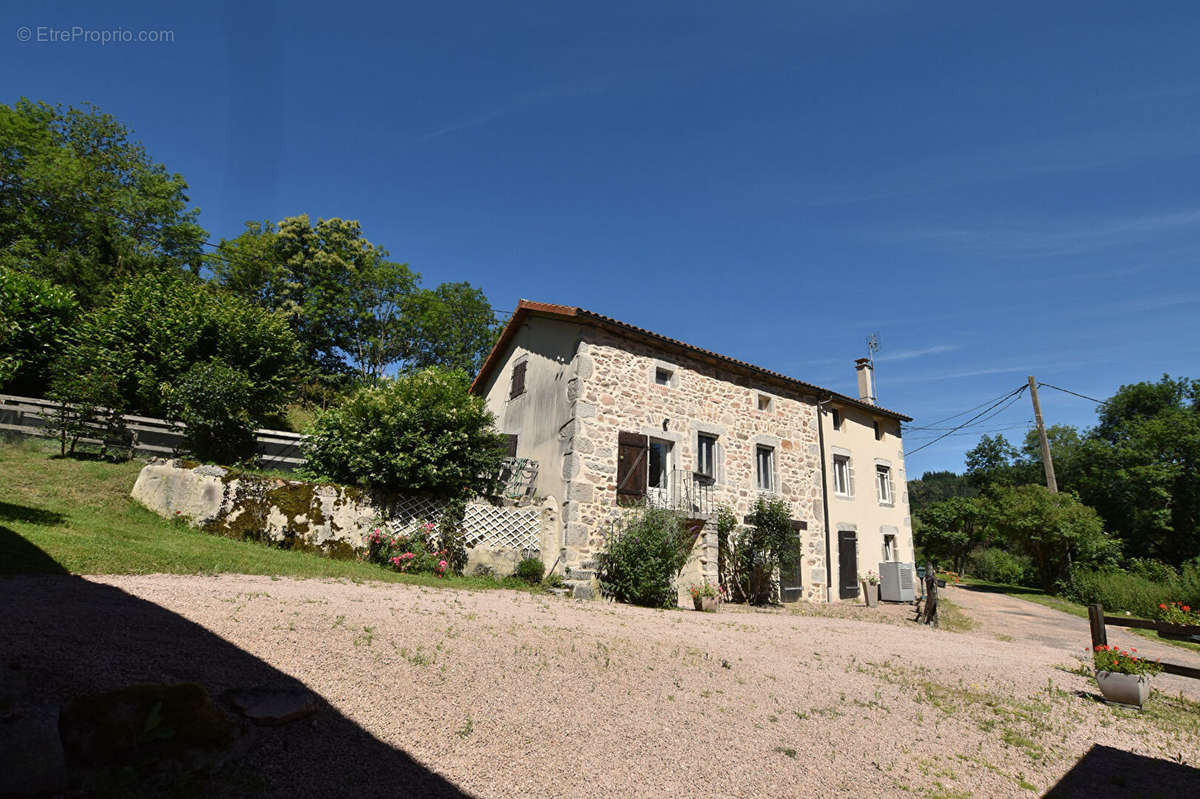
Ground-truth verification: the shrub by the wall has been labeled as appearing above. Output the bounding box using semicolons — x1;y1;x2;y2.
727;497;801;605
514;556;545;584
597;507;693;608
301;368;506;498
968;547;1029;586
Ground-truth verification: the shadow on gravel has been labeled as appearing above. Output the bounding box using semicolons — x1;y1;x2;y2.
1044;744;1200;798
0;528;473;798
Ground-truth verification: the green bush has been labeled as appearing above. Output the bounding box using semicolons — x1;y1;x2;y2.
727;497;801;605
514;557;545;585
968;547;1028;585
597;507;694;608
49;271;302;461
0;269;78;396
300;368;506;498
162;359;259;464
1060;568;1176;618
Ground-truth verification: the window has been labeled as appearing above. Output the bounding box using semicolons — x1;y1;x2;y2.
833;454;853;496
873;420;883;441
756;393;774;412
509;360;527;399
883;533;897;561
648;438;673;490
831;409;842;430
876;464;893;505
696;433;717;480
755;445;775;491
654;367;673;386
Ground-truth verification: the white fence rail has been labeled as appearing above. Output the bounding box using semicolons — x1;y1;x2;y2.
0;393;307;470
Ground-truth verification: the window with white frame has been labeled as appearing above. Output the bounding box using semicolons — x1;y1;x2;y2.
876;464;894;506
833;454;853;496
755;445;775;492
696;433;717;481
883;533;897;561
648;438;672;490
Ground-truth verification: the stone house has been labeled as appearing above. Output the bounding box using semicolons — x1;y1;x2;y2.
470;301;914;603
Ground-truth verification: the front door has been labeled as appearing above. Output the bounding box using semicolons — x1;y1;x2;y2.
838;530;859;599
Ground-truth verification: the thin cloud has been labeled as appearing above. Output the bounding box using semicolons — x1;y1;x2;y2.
876;343;960;362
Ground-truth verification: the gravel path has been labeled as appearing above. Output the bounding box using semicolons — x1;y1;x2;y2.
947;584;1200;700
4;574;1200;798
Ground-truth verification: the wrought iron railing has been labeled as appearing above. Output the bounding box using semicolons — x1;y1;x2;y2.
645;470;713;517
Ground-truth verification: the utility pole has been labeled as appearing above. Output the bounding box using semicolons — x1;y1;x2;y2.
1027;375;1058;493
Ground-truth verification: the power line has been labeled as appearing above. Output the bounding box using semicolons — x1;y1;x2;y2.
1038;382;1108;405
904;385;1028;457
901;387;1029;431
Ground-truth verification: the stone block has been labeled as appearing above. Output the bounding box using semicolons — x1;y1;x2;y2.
564;522;589;547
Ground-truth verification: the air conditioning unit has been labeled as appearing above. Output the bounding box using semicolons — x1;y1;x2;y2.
879;561;915;602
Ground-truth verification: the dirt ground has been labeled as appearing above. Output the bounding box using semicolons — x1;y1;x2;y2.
4;574;1200;798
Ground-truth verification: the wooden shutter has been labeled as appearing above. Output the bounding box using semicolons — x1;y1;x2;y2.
510;360;527;398
503;434;518;458
616;431;648;504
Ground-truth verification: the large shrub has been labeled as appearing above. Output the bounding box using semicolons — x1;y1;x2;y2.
967;547;1029;586
1061;558;1200;617
597;507;694;608
49;271;302;462
727;497;801;605
300;368;506;498
0;269;78;396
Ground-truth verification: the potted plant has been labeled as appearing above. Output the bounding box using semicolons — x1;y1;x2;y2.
1092;644;1162;708
1156;602;1200;636
688;582;719;612
860;571;880;607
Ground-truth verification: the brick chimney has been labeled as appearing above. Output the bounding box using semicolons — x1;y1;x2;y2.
855;357;876;405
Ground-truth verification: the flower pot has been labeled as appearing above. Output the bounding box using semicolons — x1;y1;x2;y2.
1095;671;1150;708
861;581;879;607
693;596;719;612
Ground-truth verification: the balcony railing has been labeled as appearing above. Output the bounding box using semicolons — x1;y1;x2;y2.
644;470;713;517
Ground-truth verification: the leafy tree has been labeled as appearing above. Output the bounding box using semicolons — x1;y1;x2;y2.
1018;424;1085;490
211;217;497;378
981;484;1119;591
964;434;1021;489
300;368;506;498
0;268;78;396
1075;376;1200;564
50;271;302;460
908;470;976;513
913;496;983;574
0;99;205;301
727;497;802;605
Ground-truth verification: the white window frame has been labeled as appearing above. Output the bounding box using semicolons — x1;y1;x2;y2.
883;533;897;562
833;454;853;497
755;445;776;492
647;437;673;501
696;433;717;481
876;464;894;506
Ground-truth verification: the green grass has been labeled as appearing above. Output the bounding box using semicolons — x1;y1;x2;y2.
0;438;531;592
960;576;1200;654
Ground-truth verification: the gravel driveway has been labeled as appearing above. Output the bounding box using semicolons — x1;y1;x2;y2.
4;574;1199;798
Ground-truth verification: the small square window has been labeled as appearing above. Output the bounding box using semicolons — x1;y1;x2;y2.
757;393;773;412
654;367;673;386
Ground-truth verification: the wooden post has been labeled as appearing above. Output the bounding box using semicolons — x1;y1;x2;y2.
922;561;939;628
1087;603;1107;650
1027;376;1058;493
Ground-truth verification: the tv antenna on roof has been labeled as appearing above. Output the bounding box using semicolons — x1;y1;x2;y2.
866;332;880;402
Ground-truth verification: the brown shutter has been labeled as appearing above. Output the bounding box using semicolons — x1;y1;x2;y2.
616;431;648;504
503;434;518;458
510;360;527;398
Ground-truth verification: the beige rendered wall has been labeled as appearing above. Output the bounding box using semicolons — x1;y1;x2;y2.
823;403;913;598
562;327;828;602
477;315;587;567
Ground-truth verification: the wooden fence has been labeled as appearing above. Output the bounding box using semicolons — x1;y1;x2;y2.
0;393;307;470
1087;603;1200;680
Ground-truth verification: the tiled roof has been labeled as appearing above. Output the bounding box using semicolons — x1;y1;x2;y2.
471;300;912;422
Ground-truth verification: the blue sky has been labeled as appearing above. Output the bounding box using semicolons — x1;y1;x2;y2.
4;1;1199;474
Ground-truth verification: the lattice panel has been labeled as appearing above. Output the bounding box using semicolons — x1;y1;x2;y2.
380;496;541;552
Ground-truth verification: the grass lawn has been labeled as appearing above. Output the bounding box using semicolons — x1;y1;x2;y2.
960;575;1200;654
0;438;534;591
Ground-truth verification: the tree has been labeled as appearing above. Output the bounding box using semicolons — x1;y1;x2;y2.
300;368;507;498
981;484;1119;591
0;99;205;301
50;271;302;461
964;434;1021;489
913;496;983;574
211;217;498;379
1075;376;1200;564
727;497;802;605
908;470;976;513
1018;424;1084;490
0;268;78;396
